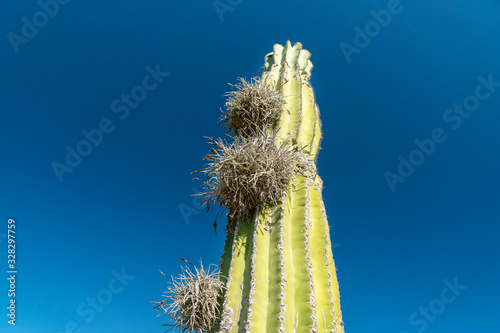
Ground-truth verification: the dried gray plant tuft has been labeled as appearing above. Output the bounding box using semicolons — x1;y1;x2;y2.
196;131;316;231
151;260;226;333
220;77;284;137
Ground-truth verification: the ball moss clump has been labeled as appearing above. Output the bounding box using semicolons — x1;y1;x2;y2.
198;132;315;230
220;77;284;137
152;261;226;333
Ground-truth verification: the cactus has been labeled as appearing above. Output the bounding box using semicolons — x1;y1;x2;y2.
202;41;345;333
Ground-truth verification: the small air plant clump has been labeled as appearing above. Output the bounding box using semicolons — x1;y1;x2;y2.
151;260;226;333
221;76;285;137
197;132;316;230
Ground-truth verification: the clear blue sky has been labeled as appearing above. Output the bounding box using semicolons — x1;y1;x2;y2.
1;1;499;332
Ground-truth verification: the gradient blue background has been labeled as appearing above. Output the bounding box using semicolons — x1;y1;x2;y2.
1;0;499;332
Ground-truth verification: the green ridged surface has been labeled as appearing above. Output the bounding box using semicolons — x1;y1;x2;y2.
322;197;344;332
247;208;270;331
309;177;336;331
290;175;315;331
265;206;284;332
218;218;253;333
213;41;343;333
280;185;296;332
263;41;322;161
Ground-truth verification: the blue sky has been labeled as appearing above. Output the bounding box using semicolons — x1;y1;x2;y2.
1;0;500;332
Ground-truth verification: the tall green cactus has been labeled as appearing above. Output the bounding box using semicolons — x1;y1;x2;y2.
213;41;344;333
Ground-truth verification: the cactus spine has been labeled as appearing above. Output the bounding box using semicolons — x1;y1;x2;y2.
213;41;344;333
